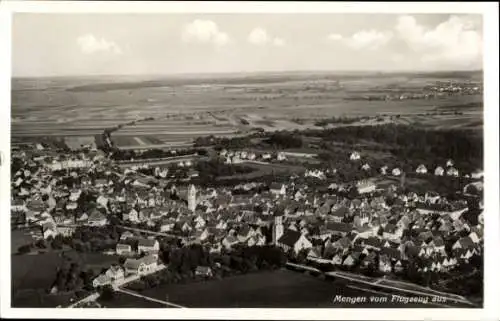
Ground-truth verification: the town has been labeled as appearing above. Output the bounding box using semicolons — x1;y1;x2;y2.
11;125;484;308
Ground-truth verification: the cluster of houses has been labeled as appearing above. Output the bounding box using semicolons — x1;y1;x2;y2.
11;142;484;290
220;149;292;165
350;152;483;179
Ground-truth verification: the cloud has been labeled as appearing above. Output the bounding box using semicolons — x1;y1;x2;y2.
77;34;122;55
346;30;393;50
327;33;343;41
248;28;285;46
326;30;392;50
182;19;230;47
273;37;286;47
395;15;483;67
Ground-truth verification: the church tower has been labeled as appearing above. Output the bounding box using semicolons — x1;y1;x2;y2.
273;216;284;245
188;184;197;212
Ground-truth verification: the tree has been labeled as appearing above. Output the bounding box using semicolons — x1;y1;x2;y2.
17;244;31;254
99;285;115;301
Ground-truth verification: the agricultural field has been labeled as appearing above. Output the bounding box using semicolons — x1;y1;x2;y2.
11;71;483;141
133;269;434;308
64;136;97;150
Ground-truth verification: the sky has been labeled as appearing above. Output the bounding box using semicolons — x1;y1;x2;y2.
12;13;483;77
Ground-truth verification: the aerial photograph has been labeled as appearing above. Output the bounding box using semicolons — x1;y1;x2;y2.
9;11;484;309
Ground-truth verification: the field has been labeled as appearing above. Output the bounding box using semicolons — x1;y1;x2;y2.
133;269;436;308
11;252;64;293
216;161;305;181
11;229;36;253
97;292;167;308
10;249;120;307
12;71;483;144
64;136;97;150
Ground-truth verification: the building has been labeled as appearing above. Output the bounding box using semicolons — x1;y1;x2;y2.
356;180;376;194
124;255;157;275
273;216;284;245
350;151;361;161
87;210;108;226
277;229;313;254
415;164;427;174
269;183;286;196
434;166;445;176
188;184;197;212
392;168;402;176
195;266;213;277
447;167;459;177
138;238;159;254
116;243;133;256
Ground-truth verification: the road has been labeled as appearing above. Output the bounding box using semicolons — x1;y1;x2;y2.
117;225;188;241
285;262;475;308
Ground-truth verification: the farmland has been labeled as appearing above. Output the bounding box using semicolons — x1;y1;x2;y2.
11;71;483;147
132;269;436;308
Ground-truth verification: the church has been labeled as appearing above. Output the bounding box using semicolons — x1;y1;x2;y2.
273;216;312;254
169;184;198;212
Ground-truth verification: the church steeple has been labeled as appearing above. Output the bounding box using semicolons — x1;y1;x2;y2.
188;184;197;212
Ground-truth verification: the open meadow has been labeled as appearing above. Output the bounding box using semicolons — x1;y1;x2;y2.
132;269;438;308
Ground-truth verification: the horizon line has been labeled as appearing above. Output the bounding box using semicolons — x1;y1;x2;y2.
11;69;484;79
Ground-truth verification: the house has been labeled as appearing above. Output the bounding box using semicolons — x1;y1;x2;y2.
446;167;459;177
138;238;159;254
331;254;343;265
124;255;157;275
380;166;388;175
434;166;445;176
378;254;392;273
356;180;376;194
330;206;348;223
116;243;133;256
361;163;371;171
57;226;75;237
382;224;402;241
11;199;26;213
391;168;402;176
105;265;125;282
350;151;361;161
222;235;239;250
160;220;176;232
87;210;108;226
269;183;286;196
92;274;111;288
343;252;361;266
195;266;213;277
277;152;287;161
471;170;484;180
277;229;313;254
120;231;134;241
424;191;441;204
325;222;353;237
42;222;58;239
76;212;88;223
415;164;427;174
446;159;454;167
452;236;475;250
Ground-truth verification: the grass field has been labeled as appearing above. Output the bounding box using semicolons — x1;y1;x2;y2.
97;292;168;308
11;229;36;253
11;252;64;292
132;269;435;308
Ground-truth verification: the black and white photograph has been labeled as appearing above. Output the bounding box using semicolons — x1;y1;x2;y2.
0;1;499;320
